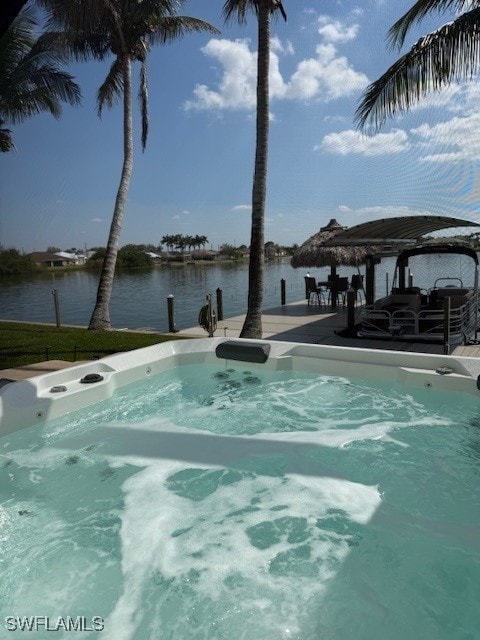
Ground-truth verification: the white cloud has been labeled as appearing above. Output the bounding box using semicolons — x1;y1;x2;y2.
287;43;368;100
324;114;347;123
408;83;463;113
270;36;294;55
464;82;480;108
338;205;352;211
90;218;103;223
184;35;368;111
317;15;359;43
231;204;251;212
319;128;410;156
184;39;261;111
411;112;480;163
321;90;480;163
320;81;480;163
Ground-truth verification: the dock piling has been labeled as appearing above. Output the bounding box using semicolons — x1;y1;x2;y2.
167;294;177;333
346;288;356;336
216;287;223;321
52;289;61;327
443;296;451;355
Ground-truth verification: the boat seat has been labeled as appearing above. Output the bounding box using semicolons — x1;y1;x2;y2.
374;293;421;312
430;288;471;309
392;287;421;295
434;287;469;298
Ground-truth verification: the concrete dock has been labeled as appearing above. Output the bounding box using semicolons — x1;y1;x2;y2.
177;299;480;357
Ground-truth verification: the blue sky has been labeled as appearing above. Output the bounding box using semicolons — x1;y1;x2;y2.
1;0;480;252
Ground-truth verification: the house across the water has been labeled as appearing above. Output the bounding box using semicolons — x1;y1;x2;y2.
29;252;77;267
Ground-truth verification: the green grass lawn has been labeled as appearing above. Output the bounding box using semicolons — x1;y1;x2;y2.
0;321;188;370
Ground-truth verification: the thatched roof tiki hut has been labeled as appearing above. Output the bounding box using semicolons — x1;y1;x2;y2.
291;219;374;309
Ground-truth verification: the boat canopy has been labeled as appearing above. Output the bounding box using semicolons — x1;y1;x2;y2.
395;244;479;266
327;215;480;246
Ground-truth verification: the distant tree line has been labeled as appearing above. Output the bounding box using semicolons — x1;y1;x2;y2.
0;239;298;275
87;244;153;270
0;248;37;275
160;234;208;253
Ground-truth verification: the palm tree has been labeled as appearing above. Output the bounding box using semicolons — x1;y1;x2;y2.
356;0;480;130
161;234;174;253
223;0;286;339
41;0;218;329
0;6;80;152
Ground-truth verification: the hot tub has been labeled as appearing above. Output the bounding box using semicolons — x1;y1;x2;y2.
1;338;479;639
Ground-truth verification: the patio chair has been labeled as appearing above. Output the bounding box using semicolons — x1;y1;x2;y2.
328;276;349;306
304;276;326;307
350;273;364;302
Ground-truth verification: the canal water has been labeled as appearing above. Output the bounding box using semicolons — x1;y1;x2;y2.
0;253;473;332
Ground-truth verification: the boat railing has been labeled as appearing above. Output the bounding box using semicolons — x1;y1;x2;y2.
359;288;479;343
417;301;470;340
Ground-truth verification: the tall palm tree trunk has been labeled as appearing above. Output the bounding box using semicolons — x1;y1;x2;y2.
240;1;270;339
89;55;133;330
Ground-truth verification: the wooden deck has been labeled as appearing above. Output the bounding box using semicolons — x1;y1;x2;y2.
178;299;480;357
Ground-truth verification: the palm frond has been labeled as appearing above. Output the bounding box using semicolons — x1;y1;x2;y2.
4;86;59;122
0;116;14;152
223;0;252;25
39;0;112;61
38;29;110;63
275;1;287;23
0;8;81;128
122;0;184;23
3;34;81;114
356;7;480;130
0;7;36;75
0;126;14;152
32;67;81;107
19;31;87;73
388;0;478;49
148;16;219;45
4;4;36;45
223;0;286;24
0;0;29;40
39;0;112;37
97;58;124;117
